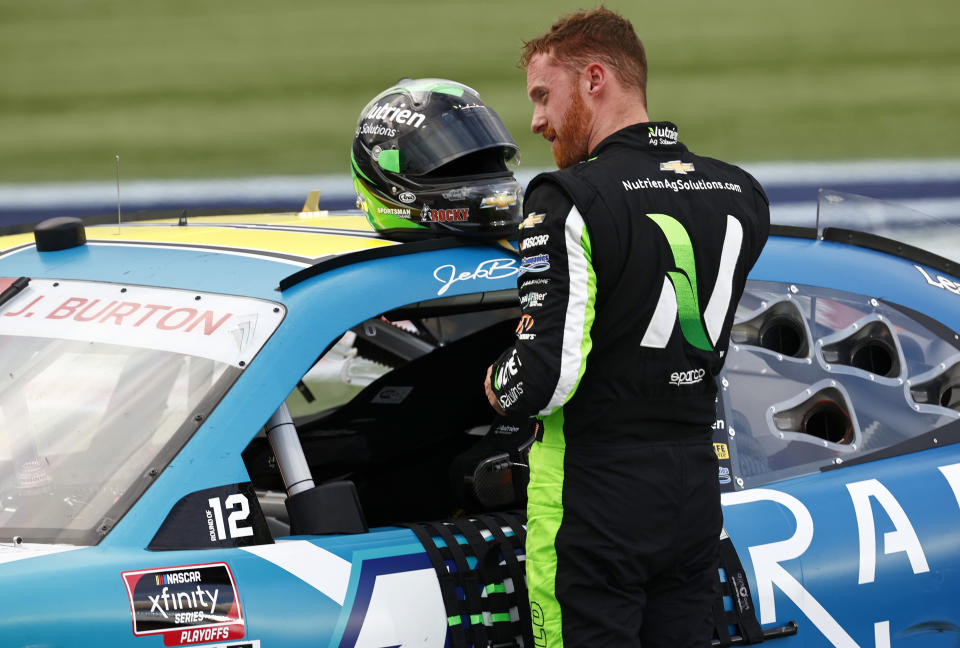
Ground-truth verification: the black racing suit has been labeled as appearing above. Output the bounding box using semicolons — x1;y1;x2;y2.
490;122;769;648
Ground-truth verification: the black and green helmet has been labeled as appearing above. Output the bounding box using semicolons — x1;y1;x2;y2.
351;78;522;239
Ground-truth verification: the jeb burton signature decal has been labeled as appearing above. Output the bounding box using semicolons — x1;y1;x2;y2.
433;258;519;295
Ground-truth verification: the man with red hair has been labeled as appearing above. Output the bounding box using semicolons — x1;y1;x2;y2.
485;7;769;647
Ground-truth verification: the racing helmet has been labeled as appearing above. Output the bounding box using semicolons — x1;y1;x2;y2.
351;78;522;239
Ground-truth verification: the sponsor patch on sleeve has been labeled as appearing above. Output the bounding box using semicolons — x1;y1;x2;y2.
713;442;730;460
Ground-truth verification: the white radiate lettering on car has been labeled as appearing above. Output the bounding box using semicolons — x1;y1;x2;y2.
0;279;283;367
874;621;891;648
721;488;860;647
938;463;960;508
353;569;446;648
846;478;929;584
241;540;351;606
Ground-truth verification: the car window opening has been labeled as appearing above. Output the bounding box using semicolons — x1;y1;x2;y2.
243;296;534;535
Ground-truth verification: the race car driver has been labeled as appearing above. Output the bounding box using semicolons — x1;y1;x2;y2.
484;7;770;648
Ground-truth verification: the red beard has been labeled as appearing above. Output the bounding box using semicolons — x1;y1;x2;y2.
548;89;592;169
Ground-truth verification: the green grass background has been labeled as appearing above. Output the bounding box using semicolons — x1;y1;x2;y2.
1;0;958;183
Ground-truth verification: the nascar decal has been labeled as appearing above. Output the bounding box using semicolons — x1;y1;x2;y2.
519;234;549;251
433;258;518;296
121;562;244;646
0;279;283;368
149;483;273;551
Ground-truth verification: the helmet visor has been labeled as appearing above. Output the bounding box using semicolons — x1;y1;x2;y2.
398;105;518;176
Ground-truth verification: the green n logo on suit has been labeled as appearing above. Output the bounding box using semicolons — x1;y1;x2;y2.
641;213;744;352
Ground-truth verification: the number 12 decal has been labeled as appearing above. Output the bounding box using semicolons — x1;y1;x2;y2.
149;481;272;550
208;494;254;540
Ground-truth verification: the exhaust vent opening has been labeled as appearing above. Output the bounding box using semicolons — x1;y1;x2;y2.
801;401;853;444
942;385;960;410
849;340;896;376
910;362;960;413
732;300;809;358
759;316;805;357
820;320;900;378
771;385;857;447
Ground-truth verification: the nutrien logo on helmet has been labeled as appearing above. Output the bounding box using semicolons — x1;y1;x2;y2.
422;206;469;222
365;102;426;129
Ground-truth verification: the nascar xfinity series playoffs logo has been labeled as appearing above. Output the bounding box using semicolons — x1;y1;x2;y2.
121;563;245;646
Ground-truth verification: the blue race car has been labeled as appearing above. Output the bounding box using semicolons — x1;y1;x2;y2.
0;190;958;648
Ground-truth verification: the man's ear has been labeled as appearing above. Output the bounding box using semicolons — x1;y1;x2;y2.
584;63;606;96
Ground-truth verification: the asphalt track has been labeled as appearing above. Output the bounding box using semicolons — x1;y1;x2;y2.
1;160;958;232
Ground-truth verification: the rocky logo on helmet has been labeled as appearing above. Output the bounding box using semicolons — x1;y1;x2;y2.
364;102;426;129
422;206;469;223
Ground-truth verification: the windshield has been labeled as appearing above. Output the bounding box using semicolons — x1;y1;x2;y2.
774;189;960;266
0;278;284;545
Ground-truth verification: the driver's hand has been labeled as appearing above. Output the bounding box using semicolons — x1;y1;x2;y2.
484;364;507;416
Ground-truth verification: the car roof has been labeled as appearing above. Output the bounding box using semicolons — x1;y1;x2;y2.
2;207;958;335
0;211;398;299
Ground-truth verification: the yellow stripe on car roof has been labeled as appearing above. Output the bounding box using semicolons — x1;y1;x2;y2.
0;232;36;253
0;212;394;261
142;211;375;231
84;225;392;261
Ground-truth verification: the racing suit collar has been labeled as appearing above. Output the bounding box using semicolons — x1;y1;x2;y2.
588;121;685;158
